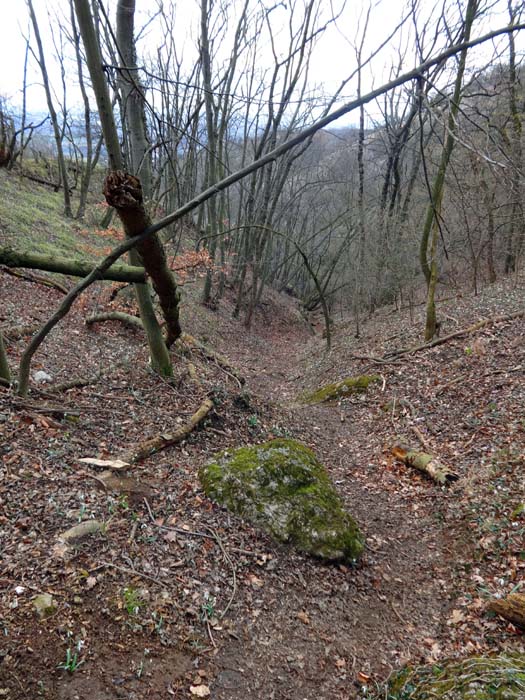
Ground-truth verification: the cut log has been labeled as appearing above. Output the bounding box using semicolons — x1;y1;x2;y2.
392;445;459;485
488;593;525;629
119;398;214;464
0;246;147;283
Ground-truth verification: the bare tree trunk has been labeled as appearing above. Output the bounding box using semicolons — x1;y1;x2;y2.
0;331;10;384
74;0;173;375
116;0;182;348
422;0;479;340
27;0;72;218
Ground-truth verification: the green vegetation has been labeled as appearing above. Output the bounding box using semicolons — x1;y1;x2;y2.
299;374;380;404
122;586;145;616
57;640;85;673
0;167;116;261
199;438;364;563
379;654;525;699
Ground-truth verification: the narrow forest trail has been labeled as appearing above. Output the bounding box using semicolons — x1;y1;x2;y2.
2;274;523;700
206;308;455;699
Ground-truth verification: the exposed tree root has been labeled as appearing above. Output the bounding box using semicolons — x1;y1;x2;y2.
119;397;214;464
178;333;245;387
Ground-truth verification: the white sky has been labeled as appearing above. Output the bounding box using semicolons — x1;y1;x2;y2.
0;1;522;120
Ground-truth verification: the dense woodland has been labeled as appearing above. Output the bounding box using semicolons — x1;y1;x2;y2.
0;1;525;699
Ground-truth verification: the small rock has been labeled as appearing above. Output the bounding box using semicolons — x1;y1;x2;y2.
33;370;53;384
32;593;57;619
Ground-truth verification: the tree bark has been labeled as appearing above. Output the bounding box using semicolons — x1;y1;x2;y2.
0;246;146;283
488;593;525;629
392;446;458;485
0;331;10;383
74;0;174;375
103;172;182;346
420;0;478;304
423;1;479;341
27;0;72;217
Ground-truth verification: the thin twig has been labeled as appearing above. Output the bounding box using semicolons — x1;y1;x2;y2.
204;526;237;619
99;561;168;588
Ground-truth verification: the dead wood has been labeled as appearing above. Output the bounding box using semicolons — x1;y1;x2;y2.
86;311;144;331
0;246;147;283
119;397;214;464
1;266;69;294
385;310;525;359
487;593;525;629
3;323;41;340
392;445;459;485
179;333;245;386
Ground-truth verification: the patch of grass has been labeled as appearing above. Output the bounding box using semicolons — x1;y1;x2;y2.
0;167;119;263
57;640;85;673
122;586;145;616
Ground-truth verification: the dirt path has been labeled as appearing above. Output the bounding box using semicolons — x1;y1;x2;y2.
207;314;453;699
2;277;523;700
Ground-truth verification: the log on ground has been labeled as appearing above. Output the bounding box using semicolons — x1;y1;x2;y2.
392;445;459;485
488;593;525;629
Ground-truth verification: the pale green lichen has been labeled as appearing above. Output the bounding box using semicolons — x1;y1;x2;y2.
199;439;364;563
380;653;525;699
299;375;380;405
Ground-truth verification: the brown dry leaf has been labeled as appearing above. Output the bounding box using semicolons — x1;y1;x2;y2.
356;671;370;684
247;574;264;588
86;576;97;590
189;684;210;697
448;609;466;625
296;611;310;625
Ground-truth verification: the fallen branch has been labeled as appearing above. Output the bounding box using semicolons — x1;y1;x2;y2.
1;266;69;294
3;323;40;340
385;310;525;359
0;246;147;283
119;397;214;464
392;445;459;485
488;593;525;629
85;311;144;331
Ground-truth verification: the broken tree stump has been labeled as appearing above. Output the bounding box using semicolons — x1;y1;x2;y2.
392;445;459;485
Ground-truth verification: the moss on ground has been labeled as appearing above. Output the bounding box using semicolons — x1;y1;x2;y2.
0;167;117;261
299;374;380;404
379;653;525;699
199;438;364;563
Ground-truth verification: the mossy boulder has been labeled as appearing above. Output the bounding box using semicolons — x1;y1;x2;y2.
381;653;525;699
300;375;380;405
199;438;364;563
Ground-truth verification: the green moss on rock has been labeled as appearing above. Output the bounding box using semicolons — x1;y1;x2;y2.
199;438;364;563
381;653;525;699
300;375;380;405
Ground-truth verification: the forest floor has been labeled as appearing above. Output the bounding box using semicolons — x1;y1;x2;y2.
1;241;525;699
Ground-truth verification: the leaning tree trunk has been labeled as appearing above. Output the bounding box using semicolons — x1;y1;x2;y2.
73;0;179;375
115;0;182;348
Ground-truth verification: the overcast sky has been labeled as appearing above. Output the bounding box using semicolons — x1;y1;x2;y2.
0;1;521;119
